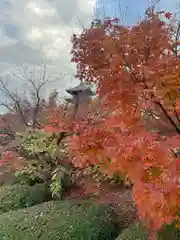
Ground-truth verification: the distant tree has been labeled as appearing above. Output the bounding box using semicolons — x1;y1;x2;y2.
47;89;59;108
0;64;59;130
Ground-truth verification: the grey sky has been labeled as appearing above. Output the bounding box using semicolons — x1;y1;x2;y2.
0;0;96;111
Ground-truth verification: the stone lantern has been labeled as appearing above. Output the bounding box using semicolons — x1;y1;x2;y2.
65;82;94;118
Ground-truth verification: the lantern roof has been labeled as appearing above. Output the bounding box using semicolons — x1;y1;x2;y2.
66;83;94;95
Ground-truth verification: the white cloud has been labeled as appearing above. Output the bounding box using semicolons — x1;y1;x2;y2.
27;1;56;17
0;0;95;102
79;0;96;14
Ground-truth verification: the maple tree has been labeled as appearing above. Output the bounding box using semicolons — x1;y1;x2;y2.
47;8;180;239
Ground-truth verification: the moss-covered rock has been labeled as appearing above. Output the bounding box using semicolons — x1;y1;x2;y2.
0;200;119;240
0;184;50;214
116;221;180;240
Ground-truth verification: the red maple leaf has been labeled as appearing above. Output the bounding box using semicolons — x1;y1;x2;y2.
164;12;172;19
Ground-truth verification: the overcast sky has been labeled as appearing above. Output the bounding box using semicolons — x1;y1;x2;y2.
0;0;179;113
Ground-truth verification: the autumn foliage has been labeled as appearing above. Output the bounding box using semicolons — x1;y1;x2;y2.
0;7;179;239
45;9;180;239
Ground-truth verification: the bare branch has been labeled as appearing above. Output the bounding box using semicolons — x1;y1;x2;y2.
0;64;60;131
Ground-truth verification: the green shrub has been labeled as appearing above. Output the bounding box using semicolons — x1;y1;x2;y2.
0;184;50;214
116;221;180;240
15;130;71;198
16;130;58;185
115;223;148;240
0;200;119;240
17;130;57;159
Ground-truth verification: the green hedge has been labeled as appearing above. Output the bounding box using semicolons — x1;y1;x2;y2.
0;200;119;240
0;184;50;214
116;222;180;240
